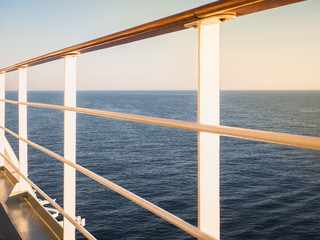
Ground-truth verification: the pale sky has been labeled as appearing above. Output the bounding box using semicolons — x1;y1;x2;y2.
0;0;319;90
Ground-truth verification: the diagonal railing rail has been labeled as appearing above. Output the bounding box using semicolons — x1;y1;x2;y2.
0;126;218;240
1;99;320;151
0;152;96;240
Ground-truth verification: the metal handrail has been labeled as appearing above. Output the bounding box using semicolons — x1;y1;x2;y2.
0;0;304;73
1;99;320;151
0;125;218;240
0;152;96;240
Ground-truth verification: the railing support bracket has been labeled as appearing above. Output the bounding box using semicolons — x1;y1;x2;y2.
185;13;236;28
63;51;80;58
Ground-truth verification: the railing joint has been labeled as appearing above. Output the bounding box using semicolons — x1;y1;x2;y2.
185;13;236;28
18;65;28;69
63;51;80;58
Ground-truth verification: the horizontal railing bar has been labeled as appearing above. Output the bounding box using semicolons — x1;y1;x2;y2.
1;99;320;151
0;0;304;73
0;152;96;240
0;125;218;240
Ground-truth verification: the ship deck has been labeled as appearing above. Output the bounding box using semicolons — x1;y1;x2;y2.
0;166;62;240
0;197;21;239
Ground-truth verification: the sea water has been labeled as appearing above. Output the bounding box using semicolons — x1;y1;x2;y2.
4;91;320;239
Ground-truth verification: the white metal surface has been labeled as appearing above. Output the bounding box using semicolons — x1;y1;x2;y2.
63;55;77;240
197;17;221;239
18;67;28;191
4;137;19;167
0;73;4;166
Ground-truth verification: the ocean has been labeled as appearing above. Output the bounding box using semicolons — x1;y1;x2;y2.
4;90;320;240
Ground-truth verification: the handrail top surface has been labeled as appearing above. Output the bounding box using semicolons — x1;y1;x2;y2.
0;0;304;73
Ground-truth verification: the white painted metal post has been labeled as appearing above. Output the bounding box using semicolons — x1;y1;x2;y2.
64;54;77;240
19;67;28;191
198;18;221;239
0;72;5;166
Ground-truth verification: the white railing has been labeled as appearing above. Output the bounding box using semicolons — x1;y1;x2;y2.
1;99;320;151
0;1;312;239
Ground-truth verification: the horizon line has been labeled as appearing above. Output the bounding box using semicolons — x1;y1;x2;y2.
4;89;320;92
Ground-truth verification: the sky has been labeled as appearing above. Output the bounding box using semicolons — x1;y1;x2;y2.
0;0;319;91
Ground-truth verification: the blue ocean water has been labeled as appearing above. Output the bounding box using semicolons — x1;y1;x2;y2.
4;91;320;240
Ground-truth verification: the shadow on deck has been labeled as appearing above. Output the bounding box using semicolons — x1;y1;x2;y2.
0;166;62;240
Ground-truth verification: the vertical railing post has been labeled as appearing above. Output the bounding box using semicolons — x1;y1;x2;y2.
19;67;28;191
194;15;235;240
0;72;5;167
198;19;220;239
64;53;77;240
